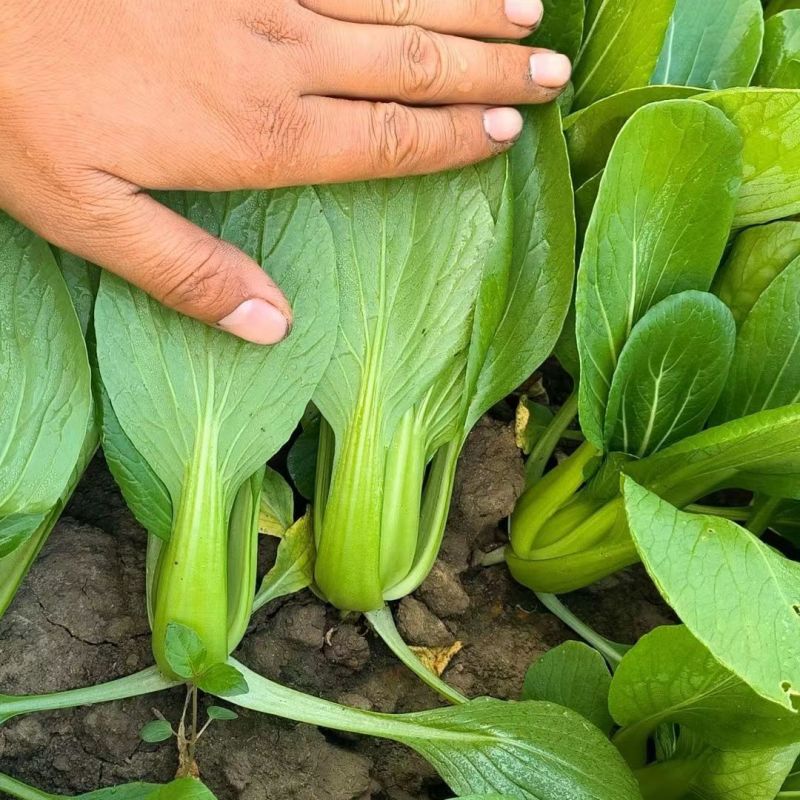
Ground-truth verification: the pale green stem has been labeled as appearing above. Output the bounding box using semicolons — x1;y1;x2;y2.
384;440;461;601
365;605;467;705
229;659;463;742
511;441;600;555
0;666;177;725
0;773;55;800
747;494;783;538
379;409;426;590
226;468;264;652
524;392;580;487
535;592;629;667
479;546;507;567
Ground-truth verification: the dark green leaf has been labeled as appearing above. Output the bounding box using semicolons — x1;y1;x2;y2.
525;0;584;61
563;86;700;186
573;0;677;108
623;478;800;708
713;255;800;420
652;0;764;89
576;101;742;450
0;214;92;519
627;404;800;502
523;641;614;734
164;622;207;680
287;415;320;500
756;11;800;87
604;292;736;456
139;720;173;743
206;705;238;721
197;663;248;697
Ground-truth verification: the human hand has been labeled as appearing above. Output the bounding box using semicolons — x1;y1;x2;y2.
0;0;571;343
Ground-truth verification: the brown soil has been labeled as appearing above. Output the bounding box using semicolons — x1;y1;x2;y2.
0;417;671;800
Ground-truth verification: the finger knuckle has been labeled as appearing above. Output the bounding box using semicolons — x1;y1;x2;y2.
368;102;422;173
155;238;232;309
378;0;418;25
399;25;448;99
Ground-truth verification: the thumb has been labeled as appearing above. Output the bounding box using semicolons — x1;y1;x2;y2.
50;180;293;345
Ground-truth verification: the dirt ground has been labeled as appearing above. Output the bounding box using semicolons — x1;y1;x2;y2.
0;416;672;800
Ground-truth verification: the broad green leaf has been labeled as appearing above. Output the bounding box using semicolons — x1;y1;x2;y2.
576;101;742;450
712;220;800;326
652;0;764;89
525;0;585;61
573;0;676;109
0;214;92;517
467;104;575;430
207;705;238;721
151;779;217;800
96;189;337;666
252;513;315;612
609;626;800;755
634;739;800;800
756;11;800;87
713;255;800;420
164;622;207;680
627;404;800;502
604;292;736;457
574;172;602;246
686;744;800;800
523;641;614;734
259;466;294;537
553;302;579;382
312;173;493;611
56;250;98;336
563;86;700;186
229;660;642;800
97;189;336;509
99;382;172;541
704;88;800;227
139;719;173;743
197;663;248;697
623;478;800;708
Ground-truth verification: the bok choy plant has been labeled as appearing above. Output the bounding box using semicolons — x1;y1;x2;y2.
507;91;800;595
0;214;95;617
95;189;339;677
308;105;574;614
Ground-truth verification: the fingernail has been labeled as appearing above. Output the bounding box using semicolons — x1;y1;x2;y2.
483;107;524;143
217;299;290;345
505;0;544;28
530;52;572;88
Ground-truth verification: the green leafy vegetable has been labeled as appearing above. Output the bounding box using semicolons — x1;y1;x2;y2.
258;467;294;537
140;720;173;743
312;104;574;612
704;88;800;226
712;220;800;326
651;0;764;89
573;0;677;108
523;641;614;734
576;100;741;450
95;189;338;674
604;292;736;457
623;478;800;708
525;0;585;61
756;11;800;87
227;660;641;800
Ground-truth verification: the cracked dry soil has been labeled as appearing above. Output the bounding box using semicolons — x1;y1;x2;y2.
0;417;671;800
